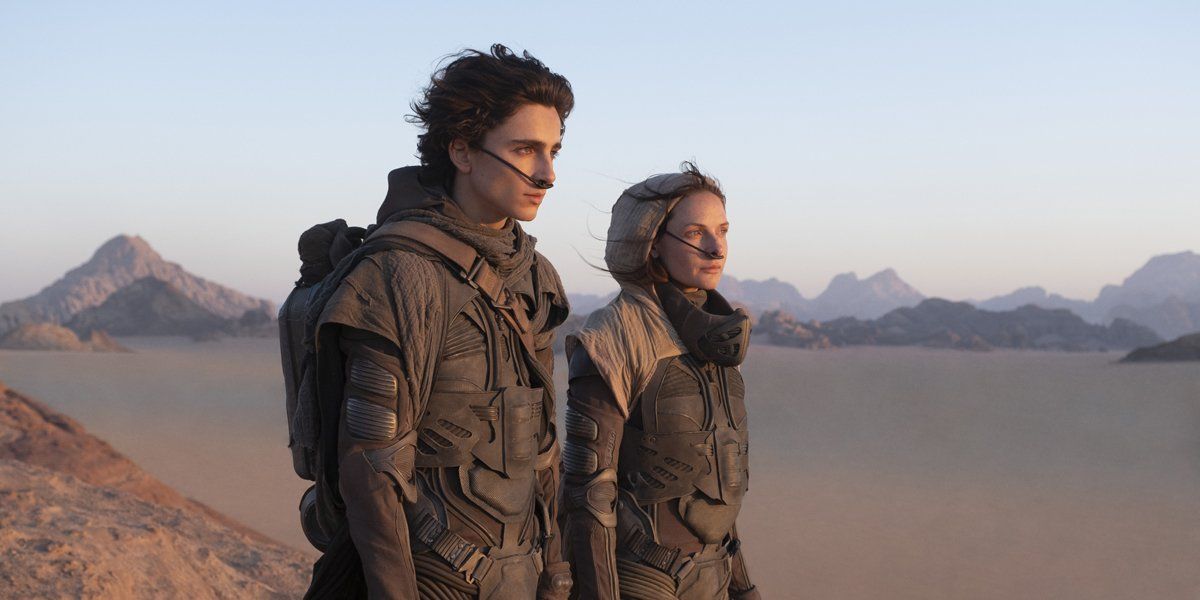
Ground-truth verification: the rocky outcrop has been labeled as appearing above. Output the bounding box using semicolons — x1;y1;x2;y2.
0;460;307;599
66;277;232;337
0;235;275;335
975;286;1095;319
808;268;925;320
0;323;130;353
1107;297;1200;342
0;381;308;598
760;299;1162;352
1095;251;1200;315
1121;333;1200;363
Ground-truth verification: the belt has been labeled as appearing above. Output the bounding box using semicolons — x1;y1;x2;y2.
413;512;495;585
624;528;740;584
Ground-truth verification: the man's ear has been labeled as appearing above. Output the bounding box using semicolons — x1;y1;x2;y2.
448;138;472;174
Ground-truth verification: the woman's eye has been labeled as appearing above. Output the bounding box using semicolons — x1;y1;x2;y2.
688;230;703;238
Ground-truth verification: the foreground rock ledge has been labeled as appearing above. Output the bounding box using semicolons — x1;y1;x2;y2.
0;381;309;598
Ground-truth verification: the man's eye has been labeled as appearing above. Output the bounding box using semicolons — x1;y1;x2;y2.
551;150;560;159
515;147;533;155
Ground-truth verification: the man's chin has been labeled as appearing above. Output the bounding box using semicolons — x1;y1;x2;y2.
509;207;541;222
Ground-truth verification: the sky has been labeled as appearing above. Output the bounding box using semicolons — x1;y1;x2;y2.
2;1;1197;305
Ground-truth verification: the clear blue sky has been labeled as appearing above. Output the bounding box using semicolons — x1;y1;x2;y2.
2;1;1197;304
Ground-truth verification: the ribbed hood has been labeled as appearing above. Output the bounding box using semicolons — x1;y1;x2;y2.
604;171;719;284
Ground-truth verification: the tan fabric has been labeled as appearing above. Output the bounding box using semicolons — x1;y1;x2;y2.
566;286;685;417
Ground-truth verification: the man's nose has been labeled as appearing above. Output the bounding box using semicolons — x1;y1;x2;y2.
534;153;556;186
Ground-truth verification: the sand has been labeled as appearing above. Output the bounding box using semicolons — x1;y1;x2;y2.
1;339;1198;598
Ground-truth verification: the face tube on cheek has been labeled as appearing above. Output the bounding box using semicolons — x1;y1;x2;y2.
476;147;554;189
663;229;725;260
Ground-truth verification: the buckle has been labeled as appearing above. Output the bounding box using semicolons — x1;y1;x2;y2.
458;550;493;585
460;256;485;288
671;557;696;583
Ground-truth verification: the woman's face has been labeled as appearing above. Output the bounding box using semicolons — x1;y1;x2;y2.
651;190;728;291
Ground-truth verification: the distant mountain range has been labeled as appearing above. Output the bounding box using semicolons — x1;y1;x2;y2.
0;235;275;342
567;250;1200;341
759;299;1161;352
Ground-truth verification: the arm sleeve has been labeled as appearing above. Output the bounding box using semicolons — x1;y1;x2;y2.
336;327;420;600
559;346;627;600
535;310;572;599
728;525;760;600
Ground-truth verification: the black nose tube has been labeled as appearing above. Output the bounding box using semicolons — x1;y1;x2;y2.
477;148;554;189
663;229;725;259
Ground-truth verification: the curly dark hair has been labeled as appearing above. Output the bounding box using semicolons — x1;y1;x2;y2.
408;44;575;186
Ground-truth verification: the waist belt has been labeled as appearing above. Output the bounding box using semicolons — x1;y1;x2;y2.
413;512;495;585
624;528;740;584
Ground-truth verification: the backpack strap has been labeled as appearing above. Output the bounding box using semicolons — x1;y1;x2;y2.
369;221;538;359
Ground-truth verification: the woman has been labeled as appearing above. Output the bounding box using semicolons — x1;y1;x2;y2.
561;163;760;599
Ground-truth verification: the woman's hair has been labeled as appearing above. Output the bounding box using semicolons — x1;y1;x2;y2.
612;161;726;285
408;44;575;186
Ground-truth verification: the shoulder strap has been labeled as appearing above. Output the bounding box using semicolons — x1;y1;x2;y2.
369;221;538;358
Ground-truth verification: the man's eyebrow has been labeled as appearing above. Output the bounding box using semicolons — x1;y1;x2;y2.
507;138;563;151
509;138;548;148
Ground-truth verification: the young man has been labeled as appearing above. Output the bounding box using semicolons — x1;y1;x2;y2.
306;45;574;600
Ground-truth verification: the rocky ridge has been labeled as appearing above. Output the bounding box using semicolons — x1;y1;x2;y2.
759;298;1162;352
0;381;308;597
0;323;130;352
0;235;274;335
1121;333;1200;363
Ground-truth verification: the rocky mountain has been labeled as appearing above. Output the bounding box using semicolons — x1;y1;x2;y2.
0;235;274;336
66;277;238;337
807;268;925;321
719;275;808;313
1095;251;1200;314
0;380;308;597
759;298;1162;352
1121;333;1200;363
0;323;129;352
976;251;1200;339
975;286;1095;318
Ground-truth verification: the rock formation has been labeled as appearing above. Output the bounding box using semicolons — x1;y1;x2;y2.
0;381;308;597
0;323;130;353
1121;333;1200;363
760;298;1162;352
0;235;274;335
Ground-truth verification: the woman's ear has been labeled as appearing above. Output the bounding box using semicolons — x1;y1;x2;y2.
650;245;660;259
448;139;472;174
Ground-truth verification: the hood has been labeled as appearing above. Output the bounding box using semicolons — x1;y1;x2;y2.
604;171;717;282
375;166;447;225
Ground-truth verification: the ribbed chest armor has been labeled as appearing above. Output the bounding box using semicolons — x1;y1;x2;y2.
619;354;750;541
411;279;550;552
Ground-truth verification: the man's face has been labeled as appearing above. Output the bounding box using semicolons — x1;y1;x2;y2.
458;103;563;225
